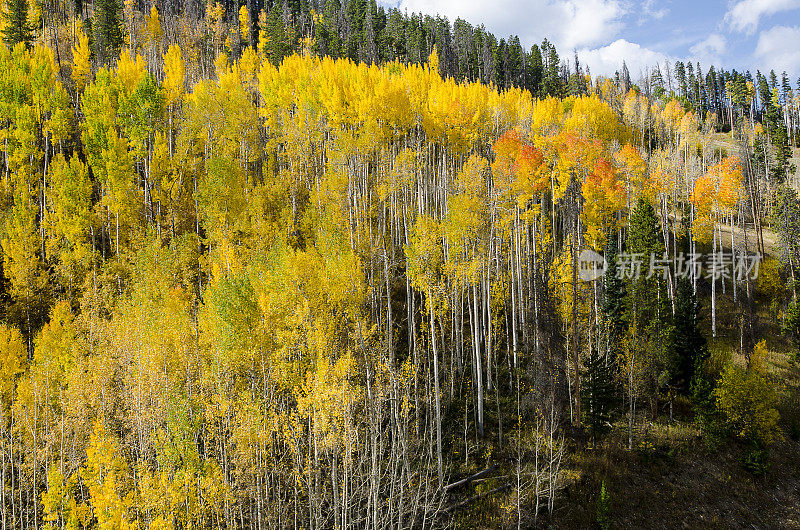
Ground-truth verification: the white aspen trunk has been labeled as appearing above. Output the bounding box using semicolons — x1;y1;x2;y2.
510;222;518;370
429;290;443;486
472;283;485;438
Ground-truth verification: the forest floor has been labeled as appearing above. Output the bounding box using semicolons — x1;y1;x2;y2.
551;418;800;529
449;405;800;529
715;222;777;256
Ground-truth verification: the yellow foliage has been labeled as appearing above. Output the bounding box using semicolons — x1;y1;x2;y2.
0;324;25;403
72;31;91;91
239;5;249;41
162;44;185;106
582;157;626;249
690;156;744;242
715;362;781;447
80;421;136;529
146;5;163;45
116;49;146;93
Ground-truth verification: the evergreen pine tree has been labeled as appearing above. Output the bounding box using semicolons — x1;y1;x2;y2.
581;347;616;441
596;480;612;530
671;276;708;394
690;363;715;431
675;61;687;97
344;0;365;62
2;0;33;48
314;0;342;59
542;38;560;97
361;0;377;65
627;198;664;304
651;65;665;99
94;0;123;63
602;235;626;368
620;61;631;94
784;298;800;360
627;198;673;410
527;44;543;96
781;71;793;106
264;1;289;66
774;186;799;296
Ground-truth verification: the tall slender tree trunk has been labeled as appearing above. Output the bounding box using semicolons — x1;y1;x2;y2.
428;289;443;486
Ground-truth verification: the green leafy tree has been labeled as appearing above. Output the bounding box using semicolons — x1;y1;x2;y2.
774;186;800;297
715;362;781;473
596;480;611;530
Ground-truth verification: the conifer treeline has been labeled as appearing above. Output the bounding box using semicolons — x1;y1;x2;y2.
9;0;800;133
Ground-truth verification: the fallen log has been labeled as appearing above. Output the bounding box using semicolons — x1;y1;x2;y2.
442;465;498;493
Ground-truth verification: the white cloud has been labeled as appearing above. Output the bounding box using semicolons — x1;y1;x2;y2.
393;0;626;50
559;0;627;49
578;39;672;78
725;0;800;34
754;25;800;74
639;0;668;24
689;33;727;65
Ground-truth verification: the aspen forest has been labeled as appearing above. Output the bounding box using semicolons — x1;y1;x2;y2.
1;0;800;528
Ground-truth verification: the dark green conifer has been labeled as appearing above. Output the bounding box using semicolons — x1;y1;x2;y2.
2;0;33;48
672;276;708;394
582;347;616;441
94;0;123;63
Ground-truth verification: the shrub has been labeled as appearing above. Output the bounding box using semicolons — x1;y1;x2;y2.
596;480;611;530
714;362;781;453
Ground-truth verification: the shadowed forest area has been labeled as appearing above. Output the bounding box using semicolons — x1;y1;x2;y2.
1;0;800;528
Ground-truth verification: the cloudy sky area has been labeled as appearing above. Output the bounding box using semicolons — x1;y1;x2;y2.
382;0;800;80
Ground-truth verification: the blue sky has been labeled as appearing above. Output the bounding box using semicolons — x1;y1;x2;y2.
383;0;800;80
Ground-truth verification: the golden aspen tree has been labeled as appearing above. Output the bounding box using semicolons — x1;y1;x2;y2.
79;421;136;529
162;43;184;158
123;0;136;47
145;4;162;45
206;1;225;54
5;27;792;528
238;5;249;47
581;158;626;249
144;4;163;71
3;190;48;334
115;48;146;93
41;465;88;529
257;8;268;58
46;154;92;295
71;31;91;92
162;44;185;107
615;143;648;205
0;324;25;423
406;215;445;484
